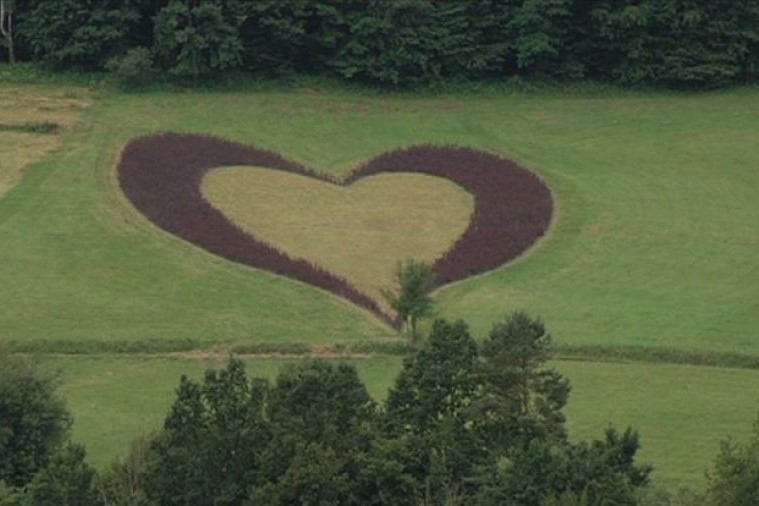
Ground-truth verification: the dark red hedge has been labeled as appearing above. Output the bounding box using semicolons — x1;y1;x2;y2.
118;133;553;328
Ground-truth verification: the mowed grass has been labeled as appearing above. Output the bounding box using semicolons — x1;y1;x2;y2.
203;168;473;306
0;85;756;352
41;354;759;491
40;355;404;469
559;360;759;490
0;87;90;197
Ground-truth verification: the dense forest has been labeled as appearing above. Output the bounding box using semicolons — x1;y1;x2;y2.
1;0;758;88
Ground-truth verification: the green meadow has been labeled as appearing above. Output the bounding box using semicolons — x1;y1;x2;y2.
2;82;758;491
44;355;759;491
1;86;757;350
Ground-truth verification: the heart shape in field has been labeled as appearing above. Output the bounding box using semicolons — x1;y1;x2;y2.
202;167;475;308
118;133;553;327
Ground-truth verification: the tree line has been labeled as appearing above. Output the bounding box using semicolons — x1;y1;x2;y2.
1;312;652;505
1;0;758;89
4;312;759;504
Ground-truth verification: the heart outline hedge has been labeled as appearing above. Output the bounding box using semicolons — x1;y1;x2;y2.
118;133;552;328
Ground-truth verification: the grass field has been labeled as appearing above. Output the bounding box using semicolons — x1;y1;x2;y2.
40;354;759;491
0;85;756;350
560;360;759;490
2;80;758;492
41;355;404;470
0;87;90;198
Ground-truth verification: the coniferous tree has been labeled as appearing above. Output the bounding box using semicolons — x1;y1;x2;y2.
473;311;571;452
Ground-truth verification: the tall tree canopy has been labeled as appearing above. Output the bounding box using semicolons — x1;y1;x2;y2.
6;0;759;88
99;314;651;505
0;352;71;489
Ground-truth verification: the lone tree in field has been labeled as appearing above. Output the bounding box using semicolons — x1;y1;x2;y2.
382;259;435;340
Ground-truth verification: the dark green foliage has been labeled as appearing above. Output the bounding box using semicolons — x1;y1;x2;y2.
0;480;23;506
10;0;759;87
703;415;759;505
650;0;757;88
510;0;580;78
141;359;378;505
20;0;142;69
266;361;374;449
249;361;378;504
143;359;270;505
382;259;435;340
349;437;417;506
475;428;650;505
106;46;156;90
457;0;519;78
152;0;245;80
385;319;478;433
21;443;102;506
331;0;518;86
330;0;459;85
120;315;650;504
247;442;351;506
474;311;570;451
384;319;488;503
587;0;759;87
565;427;651;504
241;0;349;75
97;435;152;506
0;353;71;488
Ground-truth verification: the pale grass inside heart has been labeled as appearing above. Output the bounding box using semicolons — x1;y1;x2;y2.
202;166;474;306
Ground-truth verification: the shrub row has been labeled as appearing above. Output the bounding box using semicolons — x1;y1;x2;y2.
0;121;59;134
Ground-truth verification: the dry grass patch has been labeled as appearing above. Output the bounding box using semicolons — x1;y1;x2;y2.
203;167;474;306
0;86;90;197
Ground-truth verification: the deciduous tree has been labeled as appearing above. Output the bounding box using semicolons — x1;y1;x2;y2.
0;352;71;488
152;0;246;80
21;0;143;69
382;259;435;340
704;414;759;505
22;443;102;506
